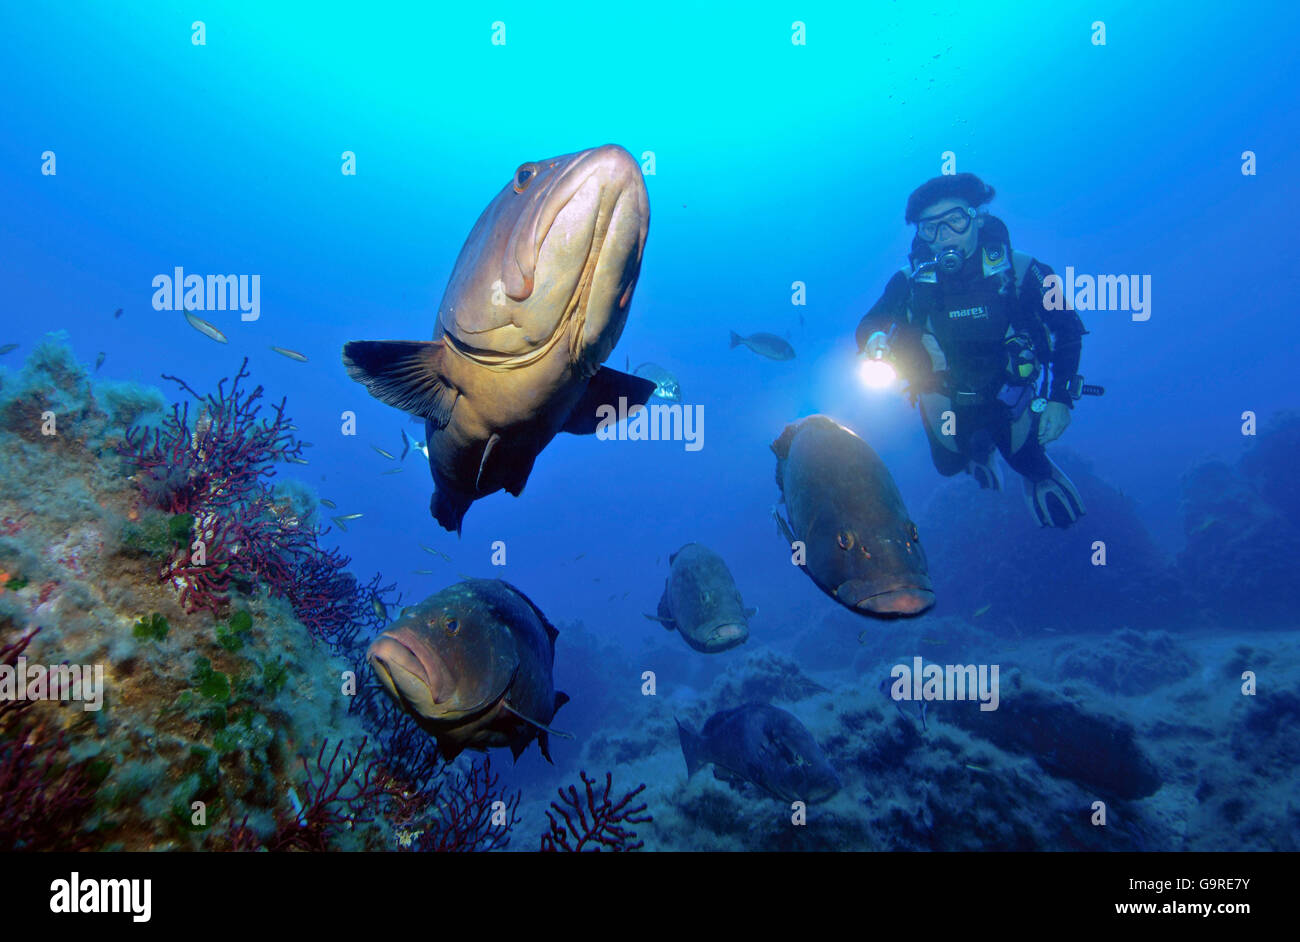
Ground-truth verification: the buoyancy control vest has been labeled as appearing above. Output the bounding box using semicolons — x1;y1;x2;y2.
904;216;1051;404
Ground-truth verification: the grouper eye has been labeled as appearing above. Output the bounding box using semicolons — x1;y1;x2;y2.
909;523;920;542
443;617;460;636
512;163;540;193
837;530;855;551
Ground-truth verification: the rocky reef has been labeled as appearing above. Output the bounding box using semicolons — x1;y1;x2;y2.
1177;411;1300;628
917;449;1187;634
0;336;561;851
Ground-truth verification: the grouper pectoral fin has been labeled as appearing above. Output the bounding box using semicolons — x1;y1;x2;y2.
502;700;574;742
561;366;657;435
772;506;797;544
476;433;500;491
341;339;458;428
646;585;677;631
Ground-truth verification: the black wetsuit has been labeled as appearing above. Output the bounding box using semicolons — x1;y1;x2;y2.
855;229;1085;483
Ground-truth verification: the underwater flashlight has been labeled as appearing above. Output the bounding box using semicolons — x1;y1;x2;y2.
859;351;897;390
937;247;964;274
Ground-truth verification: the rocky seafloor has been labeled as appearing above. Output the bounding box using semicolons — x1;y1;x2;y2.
3;334;1296;852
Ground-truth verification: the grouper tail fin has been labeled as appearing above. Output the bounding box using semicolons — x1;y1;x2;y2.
342;339;458;428
676;717;705;777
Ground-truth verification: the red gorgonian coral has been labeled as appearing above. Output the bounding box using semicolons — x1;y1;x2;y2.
117;359;398;648
540;770;652;852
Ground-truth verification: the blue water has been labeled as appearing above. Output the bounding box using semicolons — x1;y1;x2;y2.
4;2;1299;849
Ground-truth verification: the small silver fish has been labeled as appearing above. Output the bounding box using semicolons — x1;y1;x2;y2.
411;569;437;575
184;309;228;344
285;456;309;465
420;543;452;562
381;468;404;475
113;308;123;319
332;516;349;532
320;498;338;509
372;445;396;460
94;352;106;371
371;598;388;622
335;513;363;522
271;346;308;362
0;343;18;355
631;362;682;402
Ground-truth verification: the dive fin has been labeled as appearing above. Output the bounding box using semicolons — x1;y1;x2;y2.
967;454;1004;491
561;366;657;435
1022;455;1086;528
729;330;743;349
342;340;459;428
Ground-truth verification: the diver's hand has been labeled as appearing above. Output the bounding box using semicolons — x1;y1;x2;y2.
1038;401;1071;444
865;330;890;359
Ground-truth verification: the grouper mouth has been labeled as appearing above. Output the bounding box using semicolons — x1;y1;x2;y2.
367;627;500;723
443;144;649;369
838;581;936;616
701;622;749;651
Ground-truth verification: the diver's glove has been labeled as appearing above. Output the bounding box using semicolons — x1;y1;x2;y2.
1037;401;1071;444
864;330;891;360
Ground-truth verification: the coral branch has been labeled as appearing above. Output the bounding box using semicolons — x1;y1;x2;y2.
0;628;39;723
118;360;400;647
540;770;652;852
400;757;521;852
262;738;385;852
0;726;97;851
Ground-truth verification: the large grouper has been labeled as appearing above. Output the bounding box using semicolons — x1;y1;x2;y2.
772;415;935;617
646;542;755;653
343;144;657;532
366;579;570;762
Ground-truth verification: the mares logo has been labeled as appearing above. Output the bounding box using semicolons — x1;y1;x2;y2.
947;306;988;320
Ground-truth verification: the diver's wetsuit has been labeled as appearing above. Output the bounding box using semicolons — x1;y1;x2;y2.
855;225;1085;484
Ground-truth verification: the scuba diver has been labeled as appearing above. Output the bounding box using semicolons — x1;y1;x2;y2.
855;173;1093;528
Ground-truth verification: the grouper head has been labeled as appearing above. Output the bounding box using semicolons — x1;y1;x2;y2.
367;584;518;726
437;144;649;373
822;516;935;617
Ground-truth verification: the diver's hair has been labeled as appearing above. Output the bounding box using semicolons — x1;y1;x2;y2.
905;173;996;224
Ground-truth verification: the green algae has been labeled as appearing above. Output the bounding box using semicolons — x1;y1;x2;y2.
132;612;169;641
